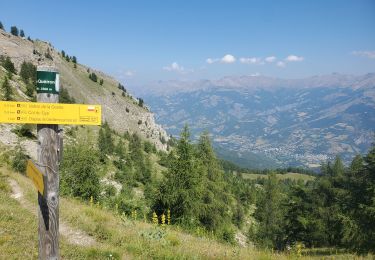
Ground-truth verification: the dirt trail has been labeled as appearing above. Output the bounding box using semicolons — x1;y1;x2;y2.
8;178;97;247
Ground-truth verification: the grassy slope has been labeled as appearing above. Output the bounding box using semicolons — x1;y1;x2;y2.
0;167;275;259
1;166;372;259
241;172;315;182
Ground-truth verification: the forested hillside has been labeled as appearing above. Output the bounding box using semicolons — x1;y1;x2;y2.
1;23;374;258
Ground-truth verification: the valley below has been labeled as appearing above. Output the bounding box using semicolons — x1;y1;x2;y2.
145;74;375;169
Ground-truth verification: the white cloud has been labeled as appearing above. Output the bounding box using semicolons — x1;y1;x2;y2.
277;61;286;67
206;54;236;64
163;62;185;72
265;56;276;63
250;72;261;77
124;70;135;77
352;50;375;59
240;57;262;64
221;54;236;63
206;58;218;64
116;69;136;79
285;55;304;62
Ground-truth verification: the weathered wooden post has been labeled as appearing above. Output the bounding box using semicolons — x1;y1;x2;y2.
36;66;60;260
0;65;101;259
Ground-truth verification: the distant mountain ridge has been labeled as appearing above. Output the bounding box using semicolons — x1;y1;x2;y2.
145;73;375;169
144;73;375;96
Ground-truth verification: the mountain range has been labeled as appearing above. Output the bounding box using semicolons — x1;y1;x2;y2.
144;73;375;169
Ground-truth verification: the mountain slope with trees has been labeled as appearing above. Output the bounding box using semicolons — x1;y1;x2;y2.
0;27;169;150
1;21;374;258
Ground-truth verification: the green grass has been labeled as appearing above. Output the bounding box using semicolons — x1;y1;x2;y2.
2;166;373;259
242;172;315;182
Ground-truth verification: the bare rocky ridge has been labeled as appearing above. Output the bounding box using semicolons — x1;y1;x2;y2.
0;30;169;150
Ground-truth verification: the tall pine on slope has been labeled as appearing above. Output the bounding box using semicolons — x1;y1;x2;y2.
2;77;12;101
98;122;114;161
153;125;202;226
196;132;233;233
255;173;285;249
343;147;375;252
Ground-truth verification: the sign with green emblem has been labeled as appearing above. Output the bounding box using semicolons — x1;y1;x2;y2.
36;70;59;94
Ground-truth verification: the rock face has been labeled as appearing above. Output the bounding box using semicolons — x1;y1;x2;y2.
0;30;169;150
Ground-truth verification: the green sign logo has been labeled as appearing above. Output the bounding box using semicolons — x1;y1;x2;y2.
36;71;59;94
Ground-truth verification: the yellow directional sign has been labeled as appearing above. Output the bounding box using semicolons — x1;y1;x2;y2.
26;160;45;195
0;101;101;125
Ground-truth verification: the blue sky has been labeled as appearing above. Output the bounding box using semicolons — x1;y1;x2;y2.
1;0;374;91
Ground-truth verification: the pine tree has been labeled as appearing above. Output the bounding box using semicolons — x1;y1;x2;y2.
89;73;97;82
104;122;114;154
351;146;375;252
98;127;107;162
0;21;4;30
196;132;232;232
332;156;345;176
142;155;153;184
25;83;35;97
284;184;314;246
60;141;101;201
154;125;202;226
10;26;18;36
1;56;17;74
97;122;114;161
59;87;76;103
20;29;25;37
256;173;285;249
115;139;126;159
138;98;144;107
129;133;145;182
2;77;12;101
20;61;36;84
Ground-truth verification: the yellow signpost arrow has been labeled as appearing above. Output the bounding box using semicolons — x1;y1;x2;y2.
0;101;101;125
26;160;45;195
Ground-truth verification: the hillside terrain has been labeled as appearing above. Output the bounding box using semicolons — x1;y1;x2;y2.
145;74;375;168
0;29;169;150
1;25;375;259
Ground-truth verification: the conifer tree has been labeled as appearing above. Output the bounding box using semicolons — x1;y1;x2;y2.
196;132;232;232
154;125;202;226
20;29;25;37
20;61;36;84
129;133;146;182
104;122;114;154
0;21;4;30
115;139;126;159
60;142;100;201
97;122;114;161
1;56;17;74
255;173;285;249
10;26;18;36
98;127;107;162
2;77;12;101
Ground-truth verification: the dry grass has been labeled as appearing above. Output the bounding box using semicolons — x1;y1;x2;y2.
1;166;373;259
242;172;315;182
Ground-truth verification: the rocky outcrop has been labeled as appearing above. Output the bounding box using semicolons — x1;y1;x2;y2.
0;30;169;150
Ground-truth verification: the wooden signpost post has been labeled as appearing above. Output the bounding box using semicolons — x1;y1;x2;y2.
0;66;102;259
36;66;60;260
